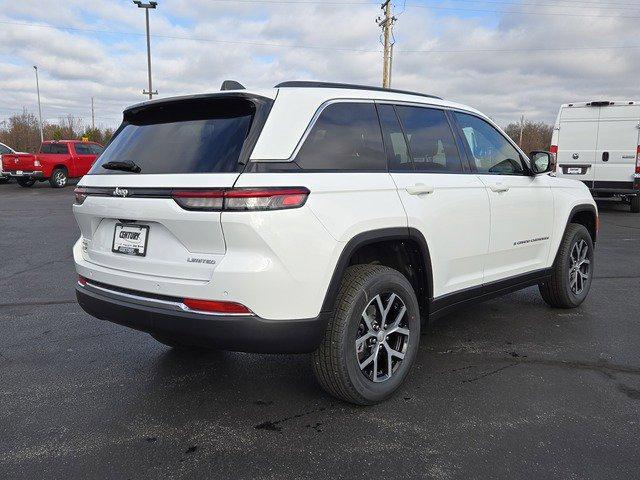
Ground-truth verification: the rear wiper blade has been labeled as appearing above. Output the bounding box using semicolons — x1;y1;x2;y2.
101;160;141;173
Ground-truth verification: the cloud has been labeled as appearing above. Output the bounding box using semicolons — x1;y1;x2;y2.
1;0;639;130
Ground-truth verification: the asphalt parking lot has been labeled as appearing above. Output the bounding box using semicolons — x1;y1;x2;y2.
1;182;639;479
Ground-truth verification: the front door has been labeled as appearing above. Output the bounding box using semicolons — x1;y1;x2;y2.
452;111;554;283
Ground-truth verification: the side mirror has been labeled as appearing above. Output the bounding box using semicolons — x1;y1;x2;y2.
529;151;555;174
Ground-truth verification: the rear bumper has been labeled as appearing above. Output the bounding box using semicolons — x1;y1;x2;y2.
5;171;44;178
76;283;327;353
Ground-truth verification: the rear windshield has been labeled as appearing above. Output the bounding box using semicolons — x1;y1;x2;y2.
89;97;257;175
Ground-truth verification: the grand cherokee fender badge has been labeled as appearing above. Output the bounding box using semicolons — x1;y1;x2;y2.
187;257;216;265
514;236;549;247
113;187;129;197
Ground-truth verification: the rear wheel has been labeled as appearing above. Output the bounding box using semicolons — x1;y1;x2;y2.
49;167;68;188
17;177;36;188
539;223;594;308
312;264;421;405
631;195;640;213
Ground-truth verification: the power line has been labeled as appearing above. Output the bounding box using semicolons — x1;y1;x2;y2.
4;20;640;54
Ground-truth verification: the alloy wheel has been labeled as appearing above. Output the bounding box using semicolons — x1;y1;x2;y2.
355;292;410;383
569;239;590;295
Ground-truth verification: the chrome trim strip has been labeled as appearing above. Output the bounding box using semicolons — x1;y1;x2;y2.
82;281;252;316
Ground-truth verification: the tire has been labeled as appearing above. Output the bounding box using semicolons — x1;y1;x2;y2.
631;195;640;213
312;264;421;405
539;223;594;308
151;333;200;350
49;167;68;188
17;177;36;188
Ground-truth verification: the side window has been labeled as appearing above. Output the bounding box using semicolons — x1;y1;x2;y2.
295;102;386;171
377;104;411;171
75;144;91;155
40;144;52;154
453;112;525;175
395;106;463;173
45;143;69;154
90;144;104;155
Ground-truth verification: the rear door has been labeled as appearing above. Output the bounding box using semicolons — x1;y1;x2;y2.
381;103;490;297
74;95;269;281
594;104;640;190
555;105;599;187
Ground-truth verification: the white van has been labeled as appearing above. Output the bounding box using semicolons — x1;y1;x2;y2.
552;101;640;212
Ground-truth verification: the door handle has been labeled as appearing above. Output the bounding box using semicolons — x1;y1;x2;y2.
602;151;609;162
488;183;510;193
406;184;435;195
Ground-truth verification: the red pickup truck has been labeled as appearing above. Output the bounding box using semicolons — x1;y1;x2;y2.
1;140;103;188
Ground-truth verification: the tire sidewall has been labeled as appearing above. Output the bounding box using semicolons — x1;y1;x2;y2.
561;226;594;305
341;270;421;404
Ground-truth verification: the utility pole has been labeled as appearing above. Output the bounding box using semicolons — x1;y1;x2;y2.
91;97;95;130
377;0;396;89
33;65;44;143
519;114;525;147
133;1;158;99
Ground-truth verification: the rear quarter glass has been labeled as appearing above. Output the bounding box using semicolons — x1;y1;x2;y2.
89;96;266;175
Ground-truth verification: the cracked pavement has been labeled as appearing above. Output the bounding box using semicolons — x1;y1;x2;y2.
1;184;639;479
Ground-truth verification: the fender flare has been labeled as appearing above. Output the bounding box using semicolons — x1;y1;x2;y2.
319;227;434;315
566;203;598;243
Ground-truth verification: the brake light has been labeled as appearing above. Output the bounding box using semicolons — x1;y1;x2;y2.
636;146;640;175
74;187;87;205
172;190;224;211
183;298;252;315
171;187;309;211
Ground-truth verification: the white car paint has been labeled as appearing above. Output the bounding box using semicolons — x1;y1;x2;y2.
74;85;596;321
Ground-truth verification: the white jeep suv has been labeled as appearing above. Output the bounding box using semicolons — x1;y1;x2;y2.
73;81;597;405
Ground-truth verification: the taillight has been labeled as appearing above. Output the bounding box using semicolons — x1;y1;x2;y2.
171;187;309;212
635;146;640;175
172;190;224;211
74;187;87;205
183;298;252;315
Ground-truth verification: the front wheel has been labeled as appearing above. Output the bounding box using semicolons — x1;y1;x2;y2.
312;264;421;405
17;177;36;188
539;223;594;308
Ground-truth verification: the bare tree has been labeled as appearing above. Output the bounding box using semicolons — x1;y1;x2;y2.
504;119;554;155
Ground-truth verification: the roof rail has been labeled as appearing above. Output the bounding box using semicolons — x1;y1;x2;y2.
274;81;442;100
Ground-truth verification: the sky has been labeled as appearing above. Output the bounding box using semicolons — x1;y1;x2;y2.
1;0;640;131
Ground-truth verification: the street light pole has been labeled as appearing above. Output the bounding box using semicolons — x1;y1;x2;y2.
33;65;44;143
133;1;158;99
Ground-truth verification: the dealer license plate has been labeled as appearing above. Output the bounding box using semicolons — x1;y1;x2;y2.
112;223;149;256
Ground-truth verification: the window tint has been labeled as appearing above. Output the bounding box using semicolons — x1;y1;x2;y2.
90;144;104;155
41;143;69;154
90;98;255;175
295;102;386;171
378;104;411;171
75;143;92;155
453;112;525;175
395;106;462;173
0;145;11;154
